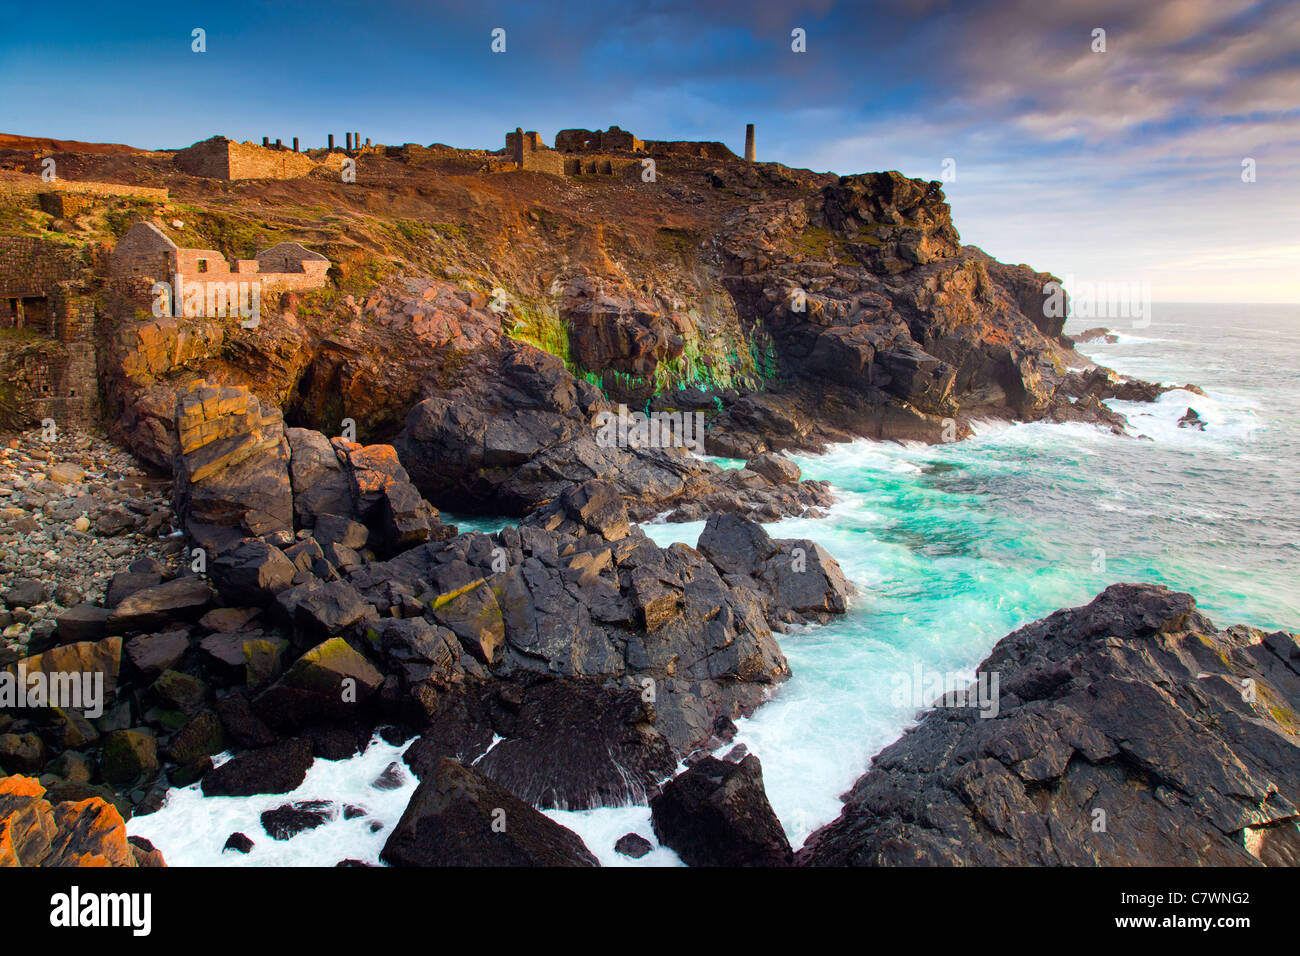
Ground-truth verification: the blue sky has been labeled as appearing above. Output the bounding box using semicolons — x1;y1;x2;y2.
2;0;1297;302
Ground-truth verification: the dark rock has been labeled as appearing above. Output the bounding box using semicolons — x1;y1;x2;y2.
371;761;407;791
380;758;599;867
148;669;208;715
614;832;653;858
99;730;159;786
164;710;224;765
5;579;49;609
253;637;384;731
211;540;297;605
0;733;47;774
799;584;1300;867
107;577;213;634
650;754;793;866
55;604;113;644
223;831;255;854
473;680;677;811
215;692;278;748
291;580;370;638
261;800;334;840
125;630;190;679
311;514;370;550
1073;327;1118;344
105;571;163;609
200;738;313;797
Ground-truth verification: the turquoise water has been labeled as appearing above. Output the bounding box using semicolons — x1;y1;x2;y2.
133;304;1299;864
639;302;1300;847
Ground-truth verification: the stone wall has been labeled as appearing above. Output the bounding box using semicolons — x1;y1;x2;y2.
556;126;644;152
505;129;565;176
644;140;737;160
38;193;96;218
0;237;84;298
564;155;642;177
107;222;176;280
0;237;107;432
174;137;319;181
0;176;167;206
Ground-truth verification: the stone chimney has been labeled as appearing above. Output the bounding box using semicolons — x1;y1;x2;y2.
745;124;755;163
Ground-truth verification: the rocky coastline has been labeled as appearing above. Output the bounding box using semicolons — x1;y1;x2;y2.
2;140;1296;867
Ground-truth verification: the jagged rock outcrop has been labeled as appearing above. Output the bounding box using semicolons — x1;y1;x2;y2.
699;170;1183;453
798;584;1300;866
173;382;294;552
357;478;851;807
650;754;793;867
380;757;599;867
0;775;165;866
172;382;454;555
395;340;833;521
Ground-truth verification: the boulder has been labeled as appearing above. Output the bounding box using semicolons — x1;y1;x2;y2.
745;452;801;485
105;571;163;609
5;579;49;609
107;577;213;634
200;737;314;797
650;754;793;866
98;730;159;786
223;832;254;854
0;734;46;774
0;776;158;867
173;383;294;553
430;579;505;666
55;604;112;644
253;637;383;731
10;637;122;710
380;758;599;867
261;800;334;840
614;832;653;859
125;630;190;679
286;427;353;527
211;540;297;605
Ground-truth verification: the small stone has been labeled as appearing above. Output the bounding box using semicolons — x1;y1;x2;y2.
614;832;654;859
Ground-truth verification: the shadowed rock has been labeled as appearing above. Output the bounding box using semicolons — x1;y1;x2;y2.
799;584;1300;867
380;757;599;867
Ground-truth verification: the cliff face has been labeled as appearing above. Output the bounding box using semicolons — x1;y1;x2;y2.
52;144;1147;513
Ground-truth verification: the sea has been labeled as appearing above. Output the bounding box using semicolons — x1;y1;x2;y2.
129;303;1300;866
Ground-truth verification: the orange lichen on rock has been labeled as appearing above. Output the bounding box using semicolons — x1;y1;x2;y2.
0;776;163;867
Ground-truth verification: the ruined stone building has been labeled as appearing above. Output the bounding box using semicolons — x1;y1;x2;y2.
173;136;320;181
0;237;100;430
504;128;565;176
108;222;331;309
555;126;644;153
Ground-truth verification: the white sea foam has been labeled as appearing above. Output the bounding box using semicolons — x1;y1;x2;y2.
127;735;421;867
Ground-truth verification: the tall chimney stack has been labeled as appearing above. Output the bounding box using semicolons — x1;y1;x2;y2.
292;137;299;152
346;133;352;151
744;124;755;163
328;134;334;150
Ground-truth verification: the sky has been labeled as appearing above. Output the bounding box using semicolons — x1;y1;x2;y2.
2;0;1297;303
